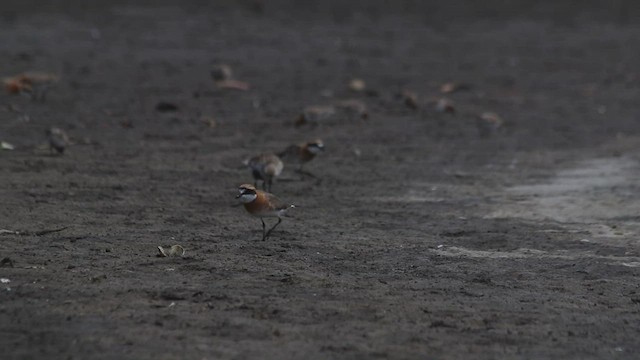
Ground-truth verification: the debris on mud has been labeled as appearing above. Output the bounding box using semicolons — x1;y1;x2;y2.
0;258;13;267
399;90;419;110
348;78;366;92
295;105;336;127
212;64;250;91
45;127;70;155
295;99;368;127
155;101;179;112
157;245;186;258
433;98;456;114
1;141;15;150
335;99;368;120
201;116;217;128
440;81;472;94
215;79;251;91
211;64;233;81
476;111;504;137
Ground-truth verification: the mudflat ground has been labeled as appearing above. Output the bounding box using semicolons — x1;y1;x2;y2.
1;1;640;359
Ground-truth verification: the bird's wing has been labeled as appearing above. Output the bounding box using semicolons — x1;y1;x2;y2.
277;145;298;158
266;193;292;211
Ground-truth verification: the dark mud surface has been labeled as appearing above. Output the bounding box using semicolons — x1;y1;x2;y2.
2;2;640;359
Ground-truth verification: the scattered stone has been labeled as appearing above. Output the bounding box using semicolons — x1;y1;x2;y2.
160;290;186;301
335;99;368;120
45;127;70;155
211;64;250;91
90;274;107;283
211;64;233;81
440;82;471;94
348;78;366;92
295;105;336;127
215;79;250;91
120;119;134;129
0;258;14;267
201;116;217;128
156;101;179;112
434;98;456;114
476;112;504;137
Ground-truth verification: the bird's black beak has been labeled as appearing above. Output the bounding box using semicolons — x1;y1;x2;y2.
235;194;242;199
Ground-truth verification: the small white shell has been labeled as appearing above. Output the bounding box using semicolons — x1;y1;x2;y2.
1;141;15;150
158;244;186;257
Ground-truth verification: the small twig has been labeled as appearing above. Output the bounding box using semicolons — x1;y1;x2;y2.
34;226;69;236
0;227;68;236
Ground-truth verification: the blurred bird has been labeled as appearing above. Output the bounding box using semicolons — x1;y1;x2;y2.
4;72;58;101
434;98;456;114
236;184;295;241
45;127;69;155
211;64;250;91
335;99;368;120
348;78;366;92
245;153;284;192
295;105;336;127
476;112;504;137
295;100;368;127
440;82;472;94
399;90;419;110
278;139;324;175
211;64;233;81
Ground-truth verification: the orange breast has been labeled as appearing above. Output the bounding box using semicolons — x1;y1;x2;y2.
299;147;315;163
243;191;274;215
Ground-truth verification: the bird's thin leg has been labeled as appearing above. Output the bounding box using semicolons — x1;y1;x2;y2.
265;218;282;239
297;164;316;179
295;163;305;180
261;218;267;241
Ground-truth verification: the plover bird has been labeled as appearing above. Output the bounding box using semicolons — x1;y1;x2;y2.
246;153;284;192
45;127;69;155
4;72;58;101
236;184;295;241
278;139;324;173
